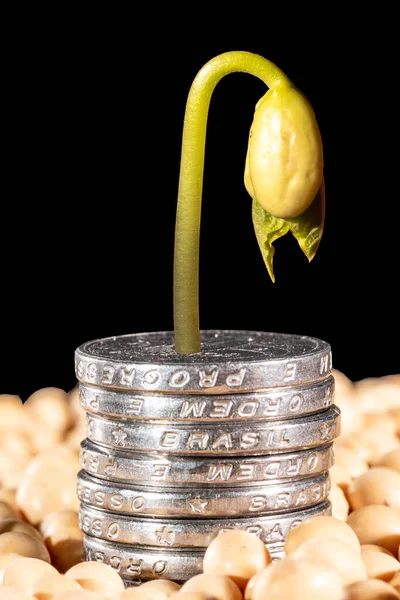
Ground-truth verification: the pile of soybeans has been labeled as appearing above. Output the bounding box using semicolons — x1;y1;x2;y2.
0;370;400;599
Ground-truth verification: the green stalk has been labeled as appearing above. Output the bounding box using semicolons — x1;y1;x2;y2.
173;51;290;354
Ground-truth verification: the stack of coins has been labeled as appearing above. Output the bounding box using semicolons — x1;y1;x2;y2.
75;330;340;587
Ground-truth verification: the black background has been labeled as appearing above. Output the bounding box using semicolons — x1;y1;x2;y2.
2;12;399;399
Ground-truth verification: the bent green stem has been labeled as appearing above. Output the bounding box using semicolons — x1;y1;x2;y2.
173;51;290;354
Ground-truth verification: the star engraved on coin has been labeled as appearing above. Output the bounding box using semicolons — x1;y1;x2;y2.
155;526;175;546
111;426;128;446
188;497;209;514
320;423;332;440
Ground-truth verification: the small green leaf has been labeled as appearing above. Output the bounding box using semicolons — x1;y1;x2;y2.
252;179;325;282
286;178;325;262
252;200;289;282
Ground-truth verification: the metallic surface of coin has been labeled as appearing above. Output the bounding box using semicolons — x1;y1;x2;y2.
77;469;331;516
79;376;334;421
84;537;286;583
85;405;340;455
79;500;331;548
80;439;335;485
84;536;205;581
75;330;332;392
121;577;186;587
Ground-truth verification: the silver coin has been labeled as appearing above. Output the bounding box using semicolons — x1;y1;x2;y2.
84;536;205;581
84;538;284;583
75;330;332;393
79;376;334;421
80;439;334;485
77;469;331;517
85;405;340;455
79;500;331;548
121;577;186;588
